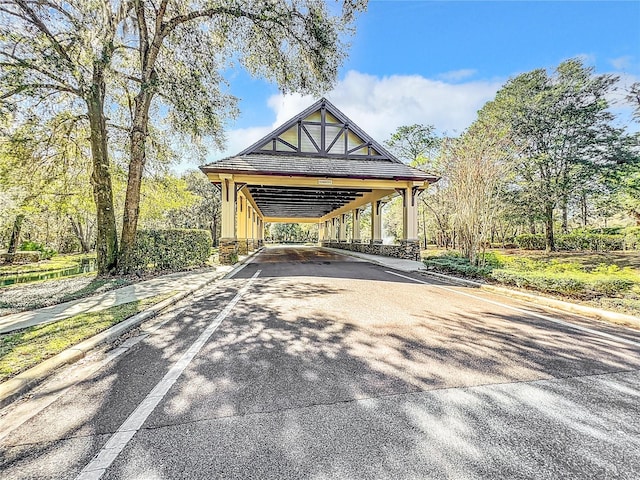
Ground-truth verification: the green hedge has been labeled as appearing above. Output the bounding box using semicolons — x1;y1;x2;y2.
516;231;636;251
556;233;624;251
515;234;547;250
129;229;212;272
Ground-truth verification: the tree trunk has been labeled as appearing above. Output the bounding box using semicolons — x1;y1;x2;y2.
69;216;91;253
580;193;588;227
544;202;555;252
7;214;25;255
119;86;154;273
561;196;568;233
86;75;118;275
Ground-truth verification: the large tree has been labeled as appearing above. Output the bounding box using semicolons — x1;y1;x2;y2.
384;124;440;165
115;0;366;271
479;58;625;250
0;0;127;273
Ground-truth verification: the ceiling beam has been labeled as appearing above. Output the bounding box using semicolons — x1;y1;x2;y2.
263;217;321;223
320;189;397;221
208;174;428;190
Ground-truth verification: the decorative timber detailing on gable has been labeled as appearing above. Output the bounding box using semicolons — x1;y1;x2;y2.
239;98;401;163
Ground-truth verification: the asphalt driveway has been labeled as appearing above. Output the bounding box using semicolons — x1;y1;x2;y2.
1;246;639;479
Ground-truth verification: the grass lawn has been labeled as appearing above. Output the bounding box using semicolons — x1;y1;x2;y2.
496;249;640;270
422;248;640;317
0;291;176;382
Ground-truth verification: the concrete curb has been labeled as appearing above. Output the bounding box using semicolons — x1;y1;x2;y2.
320;247;423;272
0;250;262;409
421;270;640;328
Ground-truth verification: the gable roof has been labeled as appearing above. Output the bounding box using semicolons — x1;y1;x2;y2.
237;97;402;162
201;98;439;183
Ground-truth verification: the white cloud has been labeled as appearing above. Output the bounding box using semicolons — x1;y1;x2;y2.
208;70;502;161
437;69;477;82
610;55;633;71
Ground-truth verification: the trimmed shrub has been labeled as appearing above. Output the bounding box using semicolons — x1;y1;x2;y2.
515;234;546;250
423;251;638;299
556;232;623;251
490;270;587;296
423;252;497;278
129;229;212;272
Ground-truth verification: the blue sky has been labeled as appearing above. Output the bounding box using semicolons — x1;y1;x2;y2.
200;0;640;165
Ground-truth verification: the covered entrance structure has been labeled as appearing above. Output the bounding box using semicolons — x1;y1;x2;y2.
200;98;438;264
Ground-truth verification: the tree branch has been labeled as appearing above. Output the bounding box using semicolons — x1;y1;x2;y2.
14;0;76;72
0;53;80;94
0;82;77;100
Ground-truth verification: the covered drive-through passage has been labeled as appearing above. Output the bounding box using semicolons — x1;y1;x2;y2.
200;98;439;264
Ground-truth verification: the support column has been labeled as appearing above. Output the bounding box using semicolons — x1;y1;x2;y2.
248;208;255;250
401;186;420;260
339;213;347;242
402;187;419;241
253;211;258;249
371;200;382;244
220;176;238;264
352;208;361;243
237;195;248;255
258;218;264;248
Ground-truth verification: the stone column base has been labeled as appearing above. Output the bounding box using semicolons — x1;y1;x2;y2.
237;239;248;255
400;239;421;261
219;238;238;265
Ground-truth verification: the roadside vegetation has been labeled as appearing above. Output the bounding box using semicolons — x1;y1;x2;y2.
0;291;176;382
423;249;640;316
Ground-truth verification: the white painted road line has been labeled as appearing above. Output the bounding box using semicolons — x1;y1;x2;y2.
0;335;147;444
75;270;262;480
385;270;640;349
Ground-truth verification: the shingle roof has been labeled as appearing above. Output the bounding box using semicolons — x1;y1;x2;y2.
201;153;437;182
